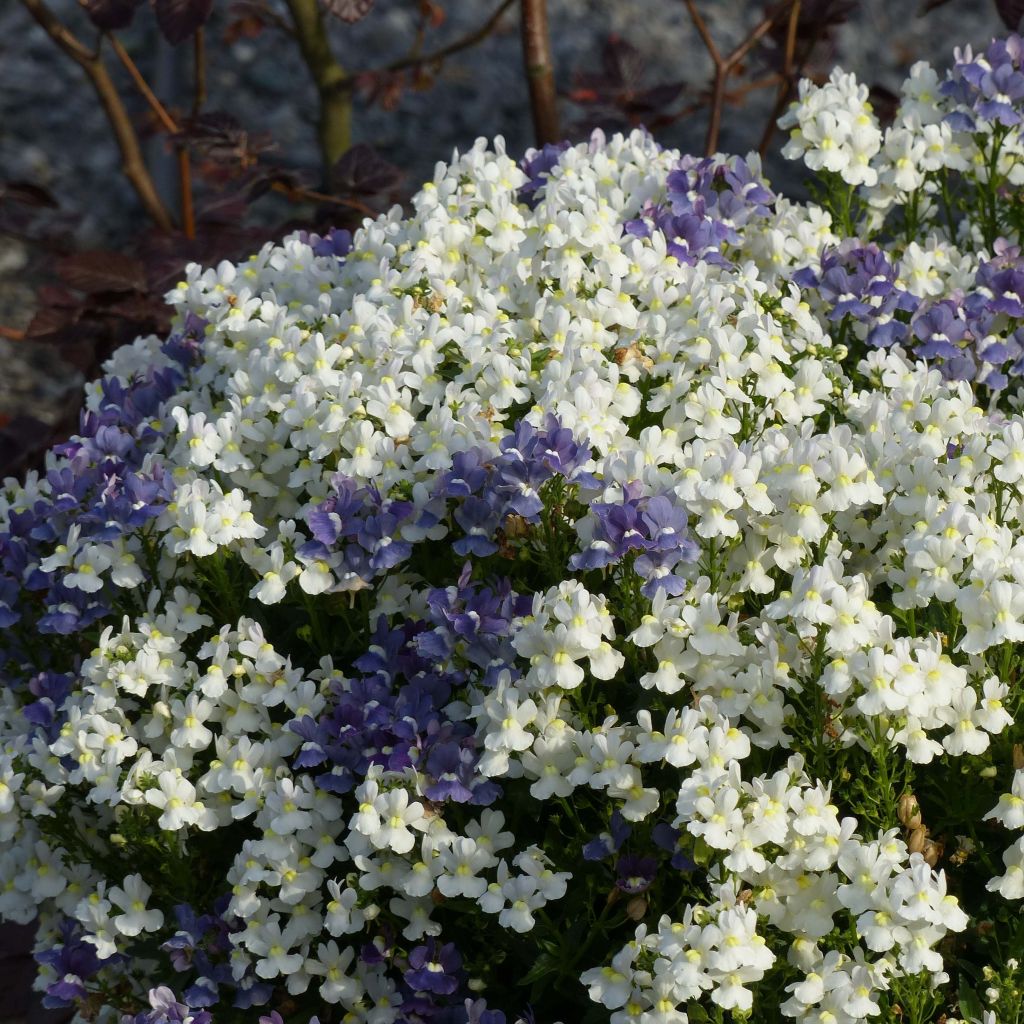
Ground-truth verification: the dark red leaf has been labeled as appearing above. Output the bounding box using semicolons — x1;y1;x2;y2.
997;0;1024;28
56;251;147;295
25;306;80;339
571;35;685;123
155;0;214;44
102;294;165;321
331;143;402;196
81;0;143;29
320;0;374;21
36;285;80;309
0;181;58;209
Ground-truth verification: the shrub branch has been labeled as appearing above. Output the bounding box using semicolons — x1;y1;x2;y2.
19;0;175;231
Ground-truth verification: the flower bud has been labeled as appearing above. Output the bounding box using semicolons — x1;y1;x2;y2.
898;793;923;830
922;838;943;866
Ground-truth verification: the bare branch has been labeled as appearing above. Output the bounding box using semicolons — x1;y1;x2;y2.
20;0;175;230
21;0;95;63
110;35;180;133
683;0;798;155
386;0;516;76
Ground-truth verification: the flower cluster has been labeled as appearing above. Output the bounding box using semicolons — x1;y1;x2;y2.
6;31;1024;1024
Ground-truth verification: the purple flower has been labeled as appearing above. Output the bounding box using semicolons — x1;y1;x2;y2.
310;227;354;259
615;853;658;894
943;35;1024;128
628;154;774;267
518;141;571;205
572;489;698;593
583;810;631;861
797;242;919;348
653;822;697;872
405;941;463;996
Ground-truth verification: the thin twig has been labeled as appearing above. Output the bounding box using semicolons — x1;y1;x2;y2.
110;35;198;237
109;35;180;133
384;0;516;77
521;0;560;146
27;0;95;62
270;180;376;217
683;0;797;155
683;0;719;64
0;325;26;341
784;0;801;70
759;0;802;155
322;0;516;96
726;72;783;104
726;9;788;69
20;0;174;230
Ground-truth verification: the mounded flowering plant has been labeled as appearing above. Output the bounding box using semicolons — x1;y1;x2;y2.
11;34;1024;1024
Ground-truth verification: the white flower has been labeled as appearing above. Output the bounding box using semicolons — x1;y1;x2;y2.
109;874;164;936
144;772;216;831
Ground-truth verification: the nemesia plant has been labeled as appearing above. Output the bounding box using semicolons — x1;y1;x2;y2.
10;32;1024;1024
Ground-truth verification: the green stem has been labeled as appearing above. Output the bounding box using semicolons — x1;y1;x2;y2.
283;0;353;178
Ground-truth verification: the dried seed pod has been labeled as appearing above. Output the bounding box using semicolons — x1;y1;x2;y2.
898;792;923;830
1013;744;1024;771
908;825;928;854
625;896;648;921
923;838;944;866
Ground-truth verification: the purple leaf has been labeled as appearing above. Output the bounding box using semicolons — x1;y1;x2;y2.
57;252;147;295
155;0;214;44
997;0;1024;28
81;0;143;29
331;143;402;195
319;0;374;22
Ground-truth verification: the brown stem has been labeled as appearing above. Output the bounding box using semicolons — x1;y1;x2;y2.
292;0;515;103
725;72;782;104
684;0;720;64
684;0;796;155
20;0;174;231
109;35;180;133
759;0;802;156
521;0;560;146
383;0;515;77
110;36;197;237
705;68;727;154
725;9;785;69
0;325;27;341
282;0;352;177
270;180;376;217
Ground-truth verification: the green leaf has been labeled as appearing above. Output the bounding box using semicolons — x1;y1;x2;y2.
521;950;562;986
959;977;985;1022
